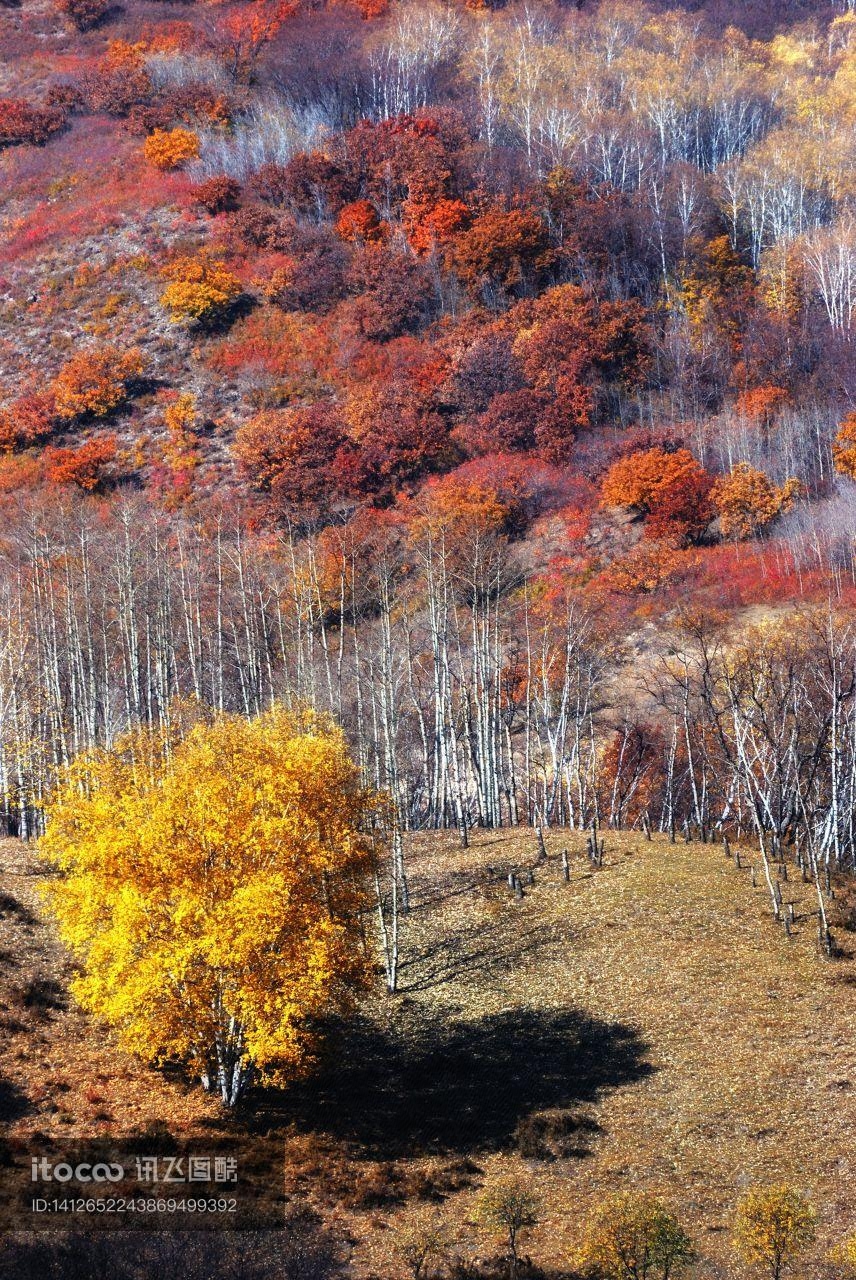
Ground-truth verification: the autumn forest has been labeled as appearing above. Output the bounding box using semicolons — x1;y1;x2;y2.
2;0;856;1275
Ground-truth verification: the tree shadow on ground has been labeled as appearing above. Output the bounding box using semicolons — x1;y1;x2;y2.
396;919;562;993
0;1077;31;1123
252;1007;653;1158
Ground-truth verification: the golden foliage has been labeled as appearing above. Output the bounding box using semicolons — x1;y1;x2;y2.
579;1192;695;1280
164;391;196;437
143;127;201;171
160;255;243;325
832;411;856;480
159;392;200;502
836;1234;856;1274
40;706;379;1107
733;1186;816;1280
711;463;802;540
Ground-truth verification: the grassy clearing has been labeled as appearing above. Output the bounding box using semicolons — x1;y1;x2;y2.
1;831;855;1276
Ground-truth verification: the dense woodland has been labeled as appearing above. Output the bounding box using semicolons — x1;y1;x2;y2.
3;0;856;919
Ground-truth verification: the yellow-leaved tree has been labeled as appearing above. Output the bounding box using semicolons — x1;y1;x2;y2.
832;411;856;480
711;463;802;541
733;1185;816;1280
160;255;243;326
40;706;378;1107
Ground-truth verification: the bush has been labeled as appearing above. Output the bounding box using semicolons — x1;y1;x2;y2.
233;405;352;506
601;446;714;546
227;204;286;249
711;464;802;541
126;103;176;136
258;227;346;314
143;127;200;170
0;392;56;452
453;206;553;300
78;69;151;117
55;0;110;30
0;98;66;148
336;198;387;243
160;255;243;325
51;348;144;422
249;152;351;215
247;160;291;206
45;435;118;491
192;175;242;214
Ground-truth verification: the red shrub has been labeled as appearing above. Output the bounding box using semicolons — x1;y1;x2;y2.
249;154;352;215
0;393;56;452
234;405;353;507
227;205;287;249
336;199;387;244
342;246;433;340
45;436;118;491
78;68;152;117
0;99;66;148
125;103;176;137
191;176;242;215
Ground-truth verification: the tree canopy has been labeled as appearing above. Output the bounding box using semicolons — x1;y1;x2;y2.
40;706;378;1106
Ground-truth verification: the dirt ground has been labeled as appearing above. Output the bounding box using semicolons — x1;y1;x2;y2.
1;829;854;1277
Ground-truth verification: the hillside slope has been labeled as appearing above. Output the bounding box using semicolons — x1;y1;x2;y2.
1;831;854;1276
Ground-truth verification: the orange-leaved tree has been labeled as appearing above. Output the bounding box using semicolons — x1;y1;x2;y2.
40;706;380;1107
212;0;298;85
601;446;713;545
735;384;790;427
336;199;388;243
51;347;144;422
0;392;56;452
711;463;802;540
45;435;118;491
832;411;856;480
453;206;553;301
405;197;471;255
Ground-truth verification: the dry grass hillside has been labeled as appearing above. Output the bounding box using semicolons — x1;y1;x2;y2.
1;830;854;1277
